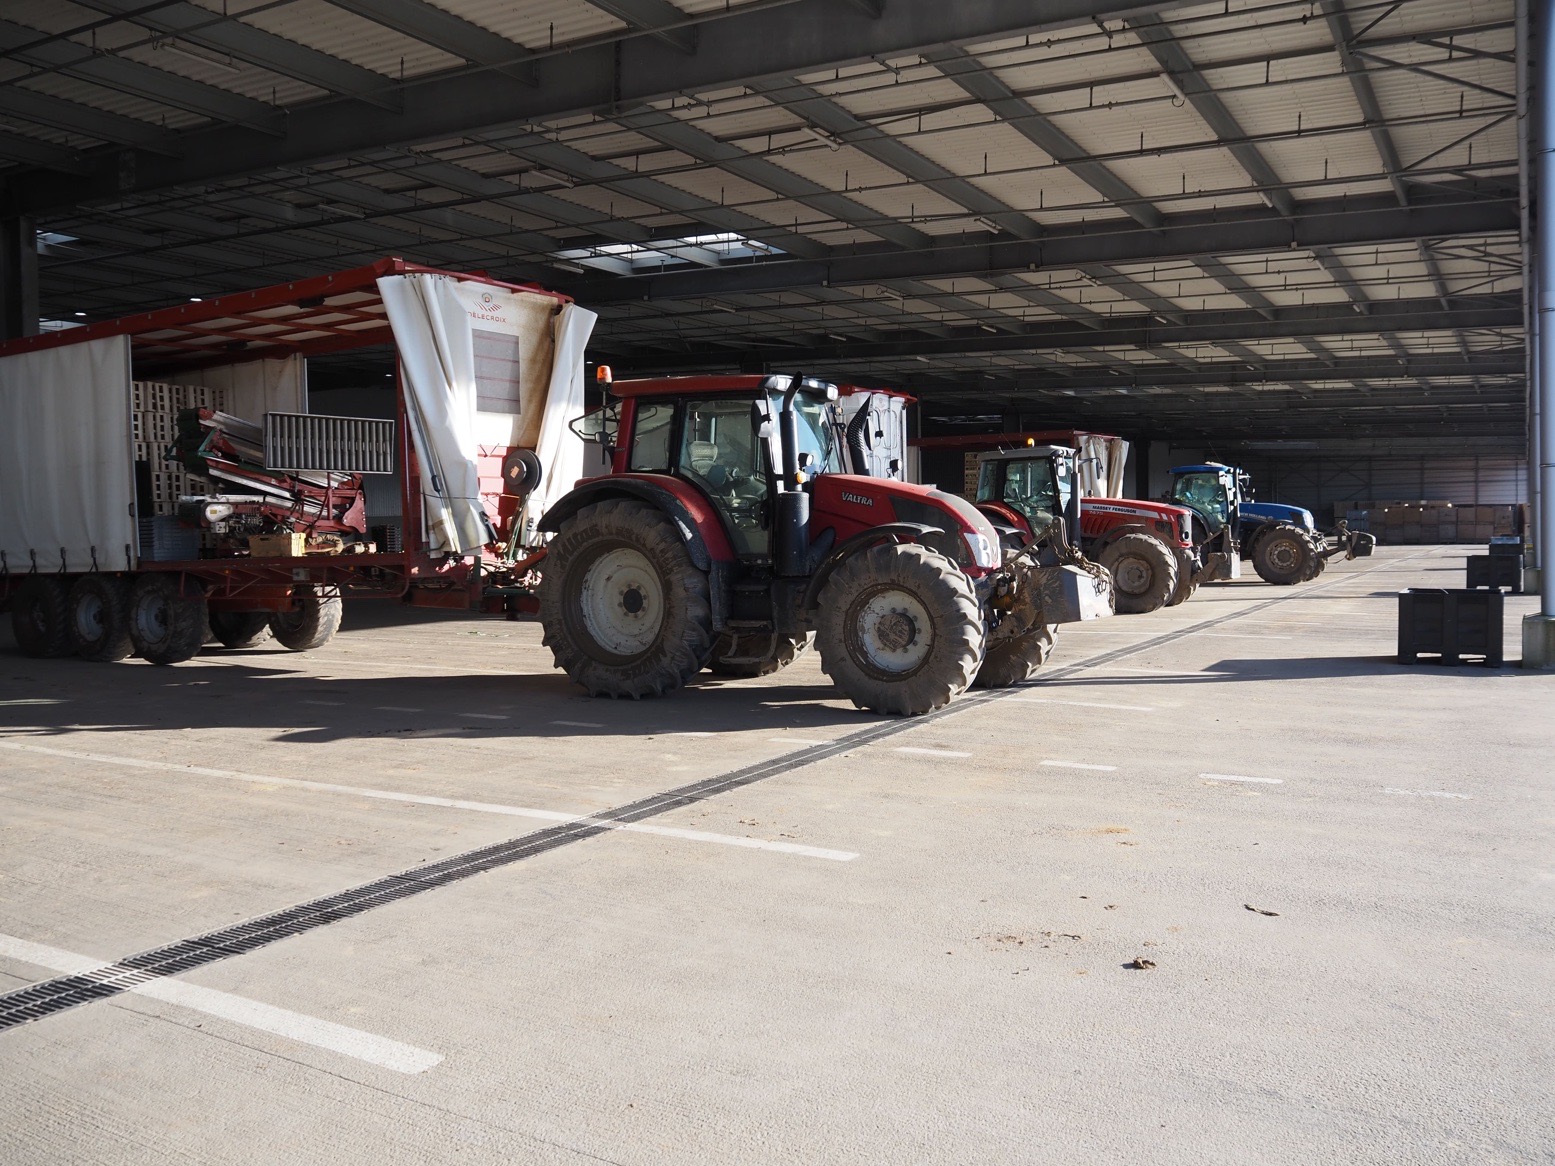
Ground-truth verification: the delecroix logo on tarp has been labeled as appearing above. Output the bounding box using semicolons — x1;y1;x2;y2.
466;288;509;326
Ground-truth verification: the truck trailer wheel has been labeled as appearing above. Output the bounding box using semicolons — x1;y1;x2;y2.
269;587;342;651
973;623;1056;688
708;631;811;677
1252;526;1313;586
69;574;134;662
11;576;72;659
210;610;272;650
1098;533;1178;614
130;575;209;665
540;499;714;698
815;542;983;716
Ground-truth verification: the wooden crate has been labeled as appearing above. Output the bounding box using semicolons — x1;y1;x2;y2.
249;532;307;558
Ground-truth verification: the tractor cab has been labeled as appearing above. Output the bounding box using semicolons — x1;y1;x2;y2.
973;446;1080;552
1168;463;1245;535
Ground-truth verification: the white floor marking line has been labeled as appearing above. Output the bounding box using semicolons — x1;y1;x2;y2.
1104;666;1231;677
0;699;64;706
1200;773;1283;785
893;746;972;758
1010;697;1157;712
550;719;604;729
1197;632;1294;640
1040;760;1117;771
458;712;508;721
0;742;854;862
374;706;424;714
0;933;440;1074
300;700;344;707
1384;787;1471;799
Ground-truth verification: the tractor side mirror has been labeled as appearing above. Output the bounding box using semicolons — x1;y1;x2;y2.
751;399;774;440
569;405;619;446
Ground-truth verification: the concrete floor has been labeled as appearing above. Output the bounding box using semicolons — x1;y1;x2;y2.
0;545;1549;1164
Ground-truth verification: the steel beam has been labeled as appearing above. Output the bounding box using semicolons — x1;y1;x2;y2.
582;0;699;53
2;0;1183;215
318;0;538;84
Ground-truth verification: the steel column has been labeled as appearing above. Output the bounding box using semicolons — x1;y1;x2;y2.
1527;0;1555;664
0;216;38;341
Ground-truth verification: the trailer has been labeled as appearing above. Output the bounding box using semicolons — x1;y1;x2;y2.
0;259;596;663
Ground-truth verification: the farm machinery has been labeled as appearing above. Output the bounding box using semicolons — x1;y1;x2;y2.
539;374;1113;714
913;431;1221;614
1167;463;1374;585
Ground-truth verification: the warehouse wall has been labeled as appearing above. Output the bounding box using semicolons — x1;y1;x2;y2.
1205;453;1529;514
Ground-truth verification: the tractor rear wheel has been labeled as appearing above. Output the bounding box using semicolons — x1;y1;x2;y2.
815;542;983;716
973;623;1056;688
11;576;72;659
1098;533;1178;614
708;631;811;677
540;498;714;698
69;574;134;662
130;575;209;665
210;610;272;649
270;587;342;650
1252;525;1313;585
1165;556;1198;607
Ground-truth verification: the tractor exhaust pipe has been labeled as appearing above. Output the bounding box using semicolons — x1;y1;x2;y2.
776;373;811;577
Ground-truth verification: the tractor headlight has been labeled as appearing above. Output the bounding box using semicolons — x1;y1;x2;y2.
963;530;998;569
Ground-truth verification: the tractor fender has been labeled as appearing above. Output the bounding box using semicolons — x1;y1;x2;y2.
800;523;941;612
1086;521;1160;556
537;477;736;570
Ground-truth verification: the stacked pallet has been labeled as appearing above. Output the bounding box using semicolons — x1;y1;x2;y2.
132;380;228;515
1334;500;1527;544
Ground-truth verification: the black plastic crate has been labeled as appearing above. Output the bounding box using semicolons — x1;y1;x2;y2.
1398;588;1504;667
1465;554;1523;593
1488;536;1524;557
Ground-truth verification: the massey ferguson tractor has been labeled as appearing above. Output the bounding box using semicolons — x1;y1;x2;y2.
537;374;1114;715
1168;462;1372;585
912;431;1220;614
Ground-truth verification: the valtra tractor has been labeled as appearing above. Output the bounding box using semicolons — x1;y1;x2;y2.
1167;463;1373;585
537;374;1114;715
913;431;1223;614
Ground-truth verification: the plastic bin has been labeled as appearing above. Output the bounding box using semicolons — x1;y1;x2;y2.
1398;588;1504;667
1465;555;1523;593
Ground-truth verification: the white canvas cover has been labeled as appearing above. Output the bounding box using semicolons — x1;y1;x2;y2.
166;354;306;418
1075;434;1129;498
516;302;597;545
377;273;499;555
0;335;137;572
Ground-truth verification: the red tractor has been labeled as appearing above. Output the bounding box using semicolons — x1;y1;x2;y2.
915;433;1224;614
537;374;1114;715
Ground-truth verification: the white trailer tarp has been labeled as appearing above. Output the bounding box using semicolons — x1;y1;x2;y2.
1076;434;1129;498
517;303;597;545
0;335;136;573
378;273;499;555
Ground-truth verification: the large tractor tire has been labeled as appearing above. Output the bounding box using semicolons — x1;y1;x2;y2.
210;610;272;650
540;498;714;698
130;574;209;665
708;631;811;678
10;576;72;659
1165;560;1198;607
270;587;343;651
1098;533;1178;614
1252;525;1314;586
68;574;135;662
973;623;1056;689
814;542;983;716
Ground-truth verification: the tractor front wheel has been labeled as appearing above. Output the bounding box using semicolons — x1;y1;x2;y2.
708;631;811;677
1098;533;1178;614
540;499;714;698
1252;526;1314;585
973;623;1056;688
815;542;983;716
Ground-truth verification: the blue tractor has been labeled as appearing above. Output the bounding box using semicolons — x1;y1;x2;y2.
1168;463;1373;585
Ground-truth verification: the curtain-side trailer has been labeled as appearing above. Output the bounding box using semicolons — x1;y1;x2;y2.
0;258;595;665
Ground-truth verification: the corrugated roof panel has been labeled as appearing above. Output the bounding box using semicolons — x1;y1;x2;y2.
428;0;624;50
191;0;460;80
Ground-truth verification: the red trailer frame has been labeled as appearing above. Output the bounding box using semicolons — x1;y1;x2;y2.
0;258;569;616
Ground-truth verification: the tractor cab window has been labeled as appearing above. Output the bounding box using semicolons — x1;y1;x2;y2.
679;397;770;555
628;401;675;472
994;458;1062;533
1172;472;1231;531
769;390;844;478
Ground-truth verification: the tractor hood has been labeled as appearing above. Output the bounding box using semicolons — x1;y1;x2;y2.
1083;497;1191;522
1241;500;1315;530
812;475;1003;572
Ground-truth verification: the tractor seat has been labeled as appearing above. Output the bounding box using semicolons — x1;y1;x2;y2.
687;440;719;475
